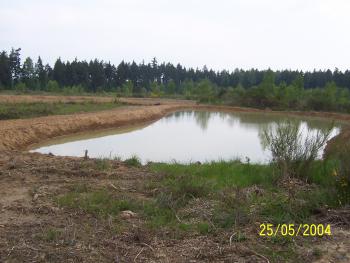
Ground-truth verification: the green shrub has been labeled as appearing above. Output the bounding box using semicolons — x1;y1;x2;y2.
124;155;142;167
326;140;350;204
261;121;333;180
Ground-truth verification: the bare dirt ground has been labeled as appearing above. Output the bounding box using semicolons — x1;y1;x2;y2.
0;151;349;263
0;95;350;262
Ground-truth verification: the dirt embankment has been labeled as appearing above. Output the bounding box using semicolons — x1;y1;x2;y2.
0;104;190;151
0;95;259;151
0;94;114;104
0;94;195;106
1;94;350;152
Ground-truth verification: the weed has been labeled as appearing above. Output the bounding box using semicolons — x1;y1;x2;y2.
124;155;142;167
230;231;247;242
95;158;110;171
57;190;138;217
197;222;212;234
43;228;61;242
150;161;277;189
142;202;177;228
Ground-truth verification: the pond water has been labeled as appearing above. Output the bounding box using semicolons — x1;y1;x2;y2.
31;111;341;164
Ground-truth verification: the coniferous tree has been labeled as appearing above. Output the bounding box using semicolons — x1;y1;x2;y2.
0;51;11;88
35;57;47;90
22;57;36;89
53;58;66;86
9;48;22;87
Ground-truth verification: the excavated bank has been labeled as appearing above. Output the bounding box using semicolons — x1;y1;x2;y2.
0;104;189;151
0;95;349;152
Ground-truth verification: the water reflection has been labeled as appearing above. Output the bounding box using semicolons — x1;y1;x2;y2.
31;111;341;164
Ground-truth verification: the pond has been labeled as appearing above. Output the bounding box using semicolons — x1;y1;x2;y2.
31;111;341;164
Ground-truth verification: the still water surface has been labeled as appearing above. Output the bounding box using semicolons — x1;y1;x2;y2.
31;111;341;164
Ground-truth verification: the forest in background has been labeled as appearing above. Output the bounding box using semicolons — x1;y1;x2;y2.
1;48;350;112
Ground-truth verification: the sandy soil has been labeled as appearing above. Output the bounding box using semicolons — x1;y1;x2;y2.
0;104;191;151
0;151;349;263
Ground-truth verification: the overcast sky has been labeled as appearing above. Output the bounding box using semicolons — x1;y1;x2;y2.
1;0;349;71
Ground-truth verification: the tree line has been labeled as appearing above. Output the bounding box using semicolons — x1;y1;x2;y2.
1;48;350;112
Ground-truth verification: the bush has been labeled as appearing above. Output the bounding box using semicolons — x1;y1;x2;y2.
261;121;333;180
124;155;142;167
326;140;350;204
46;80;60;93
14;82;27;93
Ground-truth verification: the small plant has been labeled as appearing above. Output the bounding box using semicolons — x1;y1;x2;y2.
43;228;61;242
230;231;247;242
197;222;212;234
326;139;350;204
95;158;110;170
157;173;212;209
124;155;142;167
57;190;138;217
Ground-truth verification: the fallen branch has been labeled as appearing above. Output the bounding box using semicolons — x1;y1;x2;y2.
134;247;144;262
109;183;119;190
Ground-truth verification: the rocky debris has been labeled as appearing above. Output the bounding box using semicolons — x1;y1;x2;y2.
120;210;137;219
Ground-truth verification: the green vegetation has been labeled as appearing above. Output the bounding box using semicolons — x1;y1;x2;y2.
58;157;342;233
57;189;138;217
124;155;142;167
325;139;350;204
150;160;277;189
261;120;333;180
94;158;111;171
1;48;350;113
149;160;340;225
42;228;61;242
56;147;347;262
0;101;122;120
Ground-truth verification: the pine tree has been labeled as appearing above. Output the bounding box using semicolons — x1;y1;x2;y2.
0;51;11;88
22;57;35;89
35;56;47;90
53;58;66;86
9;48;21;87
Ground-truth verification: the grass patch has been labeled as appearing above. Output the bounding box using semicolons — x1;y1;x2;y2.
0;101;122;120
306;160;338;186
124;155;142;167
196;222;212;234
150;160;277;189
142;202;177;228
95;158;111;171
57;189;138;217
146;160;343;233
42;228;61;242
251;187;339;224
